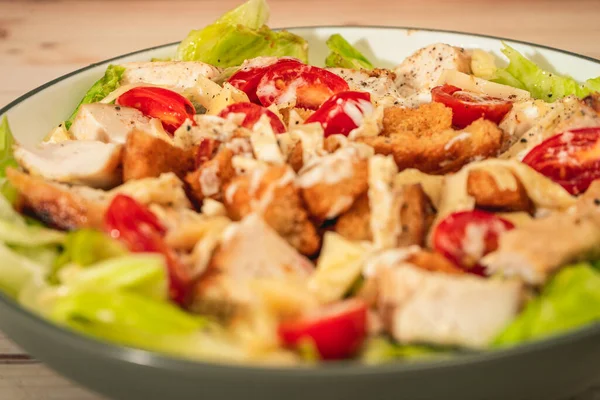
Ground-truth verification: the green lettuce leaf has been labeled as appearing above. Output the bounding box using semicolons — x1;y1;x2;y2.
0;242;50;298
325;34;373;70
360;337;450;365
65;65;126;129
492;43;599;102
175;0;307;66
52;229;127;272
494;263;600;346
0;117;18;203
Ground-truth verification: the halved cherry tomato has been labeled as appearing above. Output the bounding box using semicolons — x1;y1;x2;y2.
522;127;600;195
431;84;513;129
257;63;349;110
219;102;286;134
305;91;373;137
228;58;304;103
116;87;196;135
432;210;515;276
278;298;367;360
105;194;191;305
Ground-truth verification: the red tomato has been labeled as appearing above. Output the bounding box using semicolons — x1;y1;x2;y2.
257;63;349;110
105;194;191;305
278;298;367;360
194;138;220;169
218;102;286;134
305;91;373;137
432;210;515;276
116;87;196;135
228;58;304;103
522;127;600;195
431;84;513;129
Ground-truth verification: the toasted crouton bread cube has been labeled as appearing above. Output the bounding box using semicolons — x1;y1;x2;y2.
467;169;533;213
185;147;236;204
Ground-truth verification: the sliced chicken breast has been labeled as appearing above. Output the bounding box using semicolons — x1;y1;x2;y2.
394;43;471;97
120;61;221;90
327;68;401;105
377;265;523;349
69;103;165;144
14;140;123;189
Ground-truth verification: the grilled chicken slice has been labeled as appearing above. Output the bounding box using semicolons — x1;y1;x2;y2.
327;68;401;105
190;213;314;318
394;43;471;97
481;180;600;285
8;169;190;230
377;265;523;349
224;164;320;256
14;140;123;189
123;130;195;181
120;61;221;90
69;103;165;144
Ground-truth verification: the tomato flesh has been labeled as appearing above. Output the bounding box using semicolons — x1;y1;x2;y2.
257;64;349;110
431;84;513;129
305;91;373;137
278;298;367;360
522;126;600;195
218;102;286;134
105;194;191;305
228;58;303;104
116;87;196;135
432;210;515;275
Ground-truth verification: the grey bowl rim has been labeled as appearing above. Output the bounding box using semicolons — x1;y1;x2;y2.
0;24;599;378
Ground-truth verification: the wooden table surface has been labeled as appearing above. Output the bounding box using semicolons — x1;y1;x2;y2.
1;0;600;398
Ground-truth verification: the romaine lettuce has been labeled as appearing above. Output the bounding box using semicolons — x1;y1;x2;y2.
176;0;308;66
494;263;600;346
0;242;50;298
0;117;18;203
325;34;374;70
64;65;126;129
360;337;450;364
491;43;600;102
52;229;127;270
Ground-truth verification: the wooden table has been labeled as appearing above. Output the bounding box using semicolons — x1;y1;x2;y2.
1;0;600;398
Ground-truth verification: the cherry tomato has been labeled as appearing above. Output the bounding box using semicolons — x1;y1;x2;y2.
431;84;513;129
522;127;600;195
278;298;367;360
105;194;191;305
228;58;304;103
116;87;196;135
257;63;349;110
432;210;515;276
305;91;373;137
219;102;286;134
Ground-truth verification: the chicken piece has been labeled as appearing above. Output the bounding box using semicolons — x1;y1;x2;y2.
224;164;320;256
359;115;504;174
327;68;401;105
297;146;370;220
8;169;191;230
481;180;600;285
120;61;221;90
174;114;250;150
335;184;435;246
467;169;533;213
69;103;165;144
405;250;465;275
500;96;600;159
335;193;371;241
398;184;436;247
394;43;471;97
377;265;523;349
381;102;452;137
123;130;195;181
583;92;600;114
14;140;123;189
190;213;314;318
185;148;236;203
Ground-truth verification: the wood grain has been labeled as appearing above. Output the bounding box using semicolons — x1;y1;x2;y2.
0;0;599;399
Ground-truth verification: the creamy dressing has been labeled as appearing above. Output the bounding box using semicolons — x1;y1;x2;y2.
368;155;402;250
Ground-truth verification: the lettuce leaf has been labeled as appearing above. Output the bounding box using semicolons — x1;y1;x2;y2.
325;34;373;70
491;43;599;102
360;337;450;364
0;117;18;203
176;0;307;66
0;242;50;298
494;263;600;346
64;65;126;129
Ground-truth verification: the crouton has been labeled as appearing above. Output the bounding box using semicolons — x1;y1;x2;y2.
467;169;533;213
185;147;236;203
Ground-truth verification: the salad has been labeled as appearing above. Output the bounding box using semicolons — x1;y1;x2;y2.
0;0;599;366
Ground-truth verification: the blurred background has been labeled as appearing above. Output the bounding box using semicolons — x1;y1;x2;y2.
1;0;599;109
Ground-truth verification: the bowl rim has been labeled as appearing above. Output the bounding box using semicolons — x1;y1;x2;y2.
0;25;599;377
